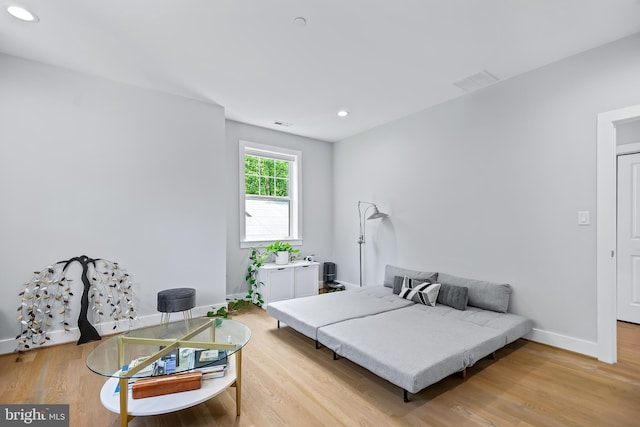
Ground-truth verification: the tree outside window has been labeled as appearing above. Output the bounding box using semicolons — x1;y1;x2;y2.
245;156;289;198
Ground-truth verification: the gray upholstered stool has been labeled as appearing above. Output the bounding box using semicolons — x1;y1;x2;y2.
157;288;196;323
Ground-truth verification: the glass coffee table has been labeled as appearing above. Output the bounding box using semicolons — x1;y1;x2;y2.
86;318;251;427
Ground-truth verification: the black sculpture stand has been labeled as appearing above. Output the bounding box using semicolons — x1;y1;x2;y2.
59;255;102;345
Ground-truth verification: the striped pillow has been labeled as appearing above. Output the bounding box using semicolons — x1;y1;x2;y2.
398;276;441;306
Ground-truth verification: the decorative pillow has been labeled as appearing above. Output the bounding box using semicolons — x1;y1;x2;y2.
398;276;441;306
436;283;469;310
392;274;436;295
437;273;512;313
393;276;404;295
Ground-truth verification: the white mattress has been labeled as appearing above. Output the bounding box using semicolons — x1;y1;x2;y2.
266;286;414;340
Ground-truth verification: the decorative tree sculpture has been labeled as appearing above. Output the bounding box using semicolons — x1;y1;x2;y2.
16;255;136;350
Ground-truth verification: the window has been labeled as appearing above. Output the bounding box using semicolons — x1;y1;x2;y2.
239;141;301;248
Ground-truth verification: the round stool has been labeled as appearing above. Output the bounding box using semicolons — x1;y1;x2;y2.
157;288;196;323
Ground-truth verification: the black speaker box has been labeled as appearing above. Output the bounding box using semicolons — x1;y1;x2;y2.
323;262;336;283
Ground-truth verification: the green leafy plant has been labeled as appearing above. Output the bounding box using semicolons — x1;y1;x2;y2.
207;306;229;318
245;248;268;306
207;298;252;318
265;241;300;258
229;298;252;312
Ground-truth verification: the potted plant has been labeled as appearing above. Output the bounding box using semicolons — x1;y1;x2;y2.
266;241;299;265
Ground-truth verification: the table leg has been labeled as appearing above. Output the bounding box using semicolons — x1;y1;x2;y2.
236;349;242;416
119;378;128;427
117;335;128;426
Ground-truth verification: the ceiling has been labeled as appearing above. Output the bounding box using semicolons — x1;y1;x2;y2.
1;1;640;142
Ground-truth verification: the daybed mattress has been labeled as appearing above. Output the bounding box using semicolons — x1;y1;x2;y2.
316;303;532;394
266;286;414;340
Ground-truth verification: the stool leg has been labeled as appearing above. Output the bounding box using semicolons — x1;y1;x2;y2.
161;312;171;324
182;309;193;326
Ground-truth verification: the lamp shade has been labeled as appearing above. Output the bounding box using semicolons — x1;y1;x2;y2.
367;206;388;220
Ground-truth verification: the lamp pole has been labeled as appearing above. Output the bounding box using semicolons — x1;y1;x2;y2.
357;201;369;288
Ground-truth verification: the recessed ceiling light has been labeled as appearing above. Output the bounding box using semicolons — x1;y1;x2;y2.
337;110;349;118
6;5;39;22
293;17;307;27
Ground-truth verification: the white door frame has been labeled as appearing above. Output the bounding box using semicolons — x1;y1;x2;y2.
596;104;640;363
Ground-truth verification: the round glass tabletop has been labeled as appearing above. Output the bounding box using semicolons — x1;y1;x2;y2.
86;317;251;379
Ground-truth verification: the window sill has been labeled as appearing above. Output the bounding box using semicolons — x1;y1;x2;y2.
240;239;302;249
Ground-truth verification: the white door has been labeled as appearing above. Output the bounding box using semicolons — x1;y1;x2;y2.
266;268;295;303
617;153;640;324
294;264;319;298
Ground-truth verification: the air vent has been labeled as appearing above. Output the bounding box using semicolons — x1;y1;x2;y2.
453;70;499;93
273;121;292;127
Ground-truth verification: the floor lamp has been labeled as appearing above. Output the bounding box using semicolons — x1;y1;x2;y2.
357;201;388;287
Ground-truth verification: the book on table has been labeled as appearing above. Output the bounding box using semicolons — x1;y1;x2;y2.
193;349;228;369
116;348;229;393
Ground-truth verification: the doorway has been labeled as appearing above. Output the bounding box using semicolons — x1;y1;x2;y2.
596;104;640;364
616;152;640;325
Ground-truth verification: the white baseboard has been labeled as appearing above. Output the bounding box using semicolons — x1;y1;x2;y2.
525;328;598;358
0;303;227;356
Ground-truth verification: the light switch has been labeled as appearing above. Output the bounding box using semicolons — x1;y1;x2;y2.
578;211;590;225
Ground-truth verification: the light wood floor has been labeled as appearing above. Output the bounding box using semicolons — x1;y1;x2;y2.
1;307;638;426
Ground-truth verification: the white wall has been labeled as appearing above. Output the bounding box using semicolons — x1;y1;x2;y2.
0;54;227;353
225;120;333;296
332;33;640;355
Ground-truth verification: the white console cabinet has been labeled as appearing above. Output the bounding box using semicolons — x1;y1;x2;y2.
257;261;319;308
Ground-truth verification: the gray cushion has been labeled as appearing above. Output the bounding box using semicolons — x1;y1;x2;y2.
393;275;405;294
157;288;196;313
437;273;511;313
384;265;437;291
436;284;469;311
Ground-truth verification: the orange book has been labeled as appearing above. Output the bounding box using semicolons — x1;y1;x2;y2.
132;371;202;399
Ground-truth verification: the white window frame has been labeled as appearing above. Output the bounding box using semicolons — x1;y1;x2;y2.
239;140;302;249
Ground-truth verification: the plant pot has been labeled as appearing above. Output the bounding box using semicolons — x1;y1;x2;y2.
275;251;289;265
